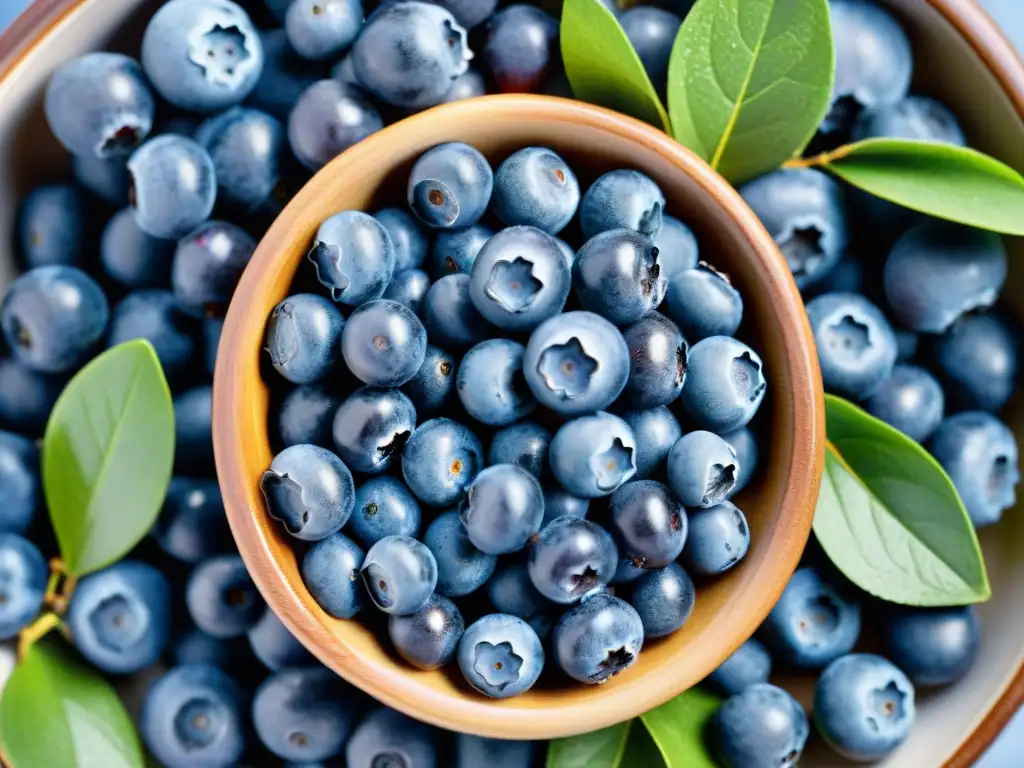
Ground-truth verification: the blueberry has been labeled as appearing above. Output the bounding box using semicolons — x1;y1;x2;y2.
483;5;559;93
142;0;264;113
630;562;694;638
402;344;457;412
408;142;493;229
155;478;232;563
553;592;643;684
653;214;700;283
172;220;256;316
262;444;355;540
664;263;743;342
621;311;688;408
430;224;494;278
375;207;429;272
865;364;944;443
44;53;154;159
140;664;247;768
108;291;200;383
523;311;630;415
884;606;979;687
885;220;1007;334
443;67;488;102
758;566;861;670
709;683;809;768
458;613;545;698
579;169;664;240
309;210;396;306
17;185;87;268
423;509;496;595
738;168;849;289
0;534;47;640
813;653;915;762
332;386;417;474
390;593;465;669
186;555;265;638
722;427;759;494
424;0;497;28
541;488;589;526
67;560;171;674
247;608;313;671
492;148;580;234
249;29;325;120
100;208;176;289
350;476;422;547
0;361;62;437
285;0;362;61
173;629;253;675
73;154;131;206
619;7;681;94
128;135;217;240
288;80;383;171
928;411;1019;527
573;229;665;325
174;385;215;476
361;534;438;615
384;269;432;317
301;532;366;618
456;734;535;768
705;638;772;697
204;316;223;376
528;516;618;603
346;707;439;768
277;386;342;448
487;561;554;633
488;421;551;479
461;464;544;555
678;336;766;433
853;94;966;146
607;479;686;568
253;667;354;762
680;501;750;576
456;339;535;425
0;433;38;535
401;419;484;504
612;556;647;585
930;312;1018;412
343;301;428;388
549;411;637;497
619;406;683;480
1;266;109;374
667;430;739;508
424;273;492;350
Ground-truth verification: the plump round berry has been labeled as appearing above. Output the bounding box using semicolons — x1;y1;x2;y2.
573;229;666;325
549;411;638;498
309;210;397;307
127;135;216;240
0;361;62;438
172;220;256;316
709;683;809;768
665;263;743;342
681;501;750;576
456;339;535;425
813;653;915;762
350;476;422;547
390;593;465;669
654;214;700;283
408;142;493;229
528;516;618;604
342;300;427;388
155;478;232;563
375;207;429;272
679;336;767;433
285;0;362;61
403;344;457;413
523;311;630;416
492;147;580;234
423;273;492;350
930;312;1018;412
186;555;264;638
458;613;545;698
705;638;773;697
141;0;263;112
261;444;355;540
758;567;862;670
461;464;544;555
383;269;432;317
884;220;1007;333
361;535;438;615
1;266;109;374
487;561;554;634
0;533;47;640
346;707;439;768
0;433;38;535
276;385;341;449
332;387;417;475
541;488;589;527
619;406;683;480
140;664;247;768
865;364;944;443
265;293;344;385
288;79;383;171
631;562;695;638
929;412;1019;528
174;386;215;476
402;417;484;506
884;606;979;687
301;532;366;619
483;5;559;92
620;7;681;93
579;169;665;240
247;609;312;671
667;430;739;508
431;224;494;279
456;734;535;768
722;427;759;494
17;184;87;269
424;509;496;596
100;208;175;289
621;312;687;409
489;421;551;479
607;479;686;569
553;593;643;684
853;94;966;146
44;53;154;159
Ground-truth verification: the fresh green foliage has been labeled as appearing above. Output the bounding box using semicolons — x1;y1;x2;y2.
547;721;635;768
640;687;721;768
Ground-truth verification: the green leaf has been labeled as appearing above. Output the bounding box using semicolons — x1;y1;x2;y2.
640;688;721;768
816;138;1024;235
815;394;990;606
667;0;834;183
560;0;671;132
0;638;144;768
43;340;174;576
547;721;633;768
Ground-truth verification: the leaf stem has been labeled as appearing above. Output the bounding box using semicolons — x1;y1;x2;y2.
785;143;860;169
43;558;76;617
16;613;62;663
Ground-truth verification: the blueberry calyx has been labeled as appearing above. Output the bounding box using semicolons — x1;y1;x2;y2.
472;640;523;690
537;337;598;400
703;463;737;506
780;223;825;279
307;242;351;300
594;646;633;683
259;471;309;535
484;257;543;313
361;562;394;610
732;352;766;403
590;438;635;491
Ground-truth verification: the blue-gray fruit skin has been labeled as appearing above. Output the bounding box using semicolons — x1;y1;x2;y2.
758;566;862;670
128;136;217;240
579;169;665;240
458;613;545;698
853;94;966;146
665;264;743;342
430;224;494;279
424;509;496;596
172;221;257;316
930;312;1018;413
67;560;171;674
884;220;1007;333
173;629;253;676
100;208;175;290
653;214;699;283
528;516;618;604
549;411;638;498
607;479;686;568
17;185;87;268
416;0;497;28
408;142;494;229
0;433;39;535
140;664;247;768
667;430;739;508
1;266;109;374
619;7;681;94
679;336;767;433
247;608;313;671
456;733;535;768
142;0;264;113
253;667;355;762
619;406;682;481
456;339;535;425
384;269;432;317
389;593;465;669
73;153;131;205
423;273;493;350
813;654;916;762
155;478;232;563
277;386;342;449
0;533;47;639
541;489;588;527
705;638;772;697
402;417;484;506
865;364;945;443
621;311;687;409
721;427;759;494
884;606;979;687
44;53;154;159
553;593;644;684
309;210;397;306
342;300;427;388
443;67;486;103
631;562;695;638
375;207;429;272
350;476;422;547
739;168;849;289
346;707;439;768
286;0;362;61
203;316;222;376
0;360;62;437
288;79;383;171
489;421;552;480
332;386;417;474
353;2;471;108
492;148;580;234
265;293;344;385
301;532;366;618
249;29;326;120
928;411;1019;528
186;555;265;638
484;5;560;93
487;561;554;636
710;683;809;768
573;229;665;326
681;501;750;576
361;535;438;615
261;444;355;540
462;464;545;555
174;385;215;476
403;344;457;413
